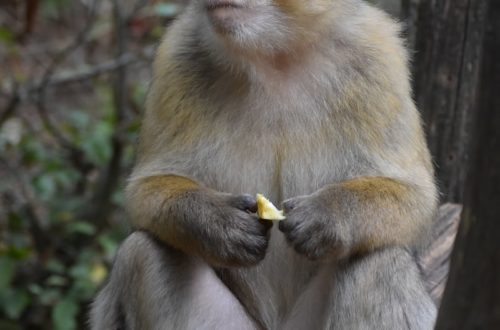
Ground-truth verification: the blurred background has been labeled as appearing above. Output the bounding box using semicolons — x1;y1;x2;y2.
0;0;498;329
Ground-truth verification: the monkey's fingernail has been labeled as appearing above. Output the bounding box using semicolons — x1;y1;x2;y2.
259;218;273;230
234;194;257;212
278;220;288;232
283;200;296;212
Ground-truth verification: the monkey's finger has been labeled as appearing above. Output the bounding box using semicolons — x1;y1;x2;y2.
278;217;296;233
230;194;258;212
258;218;274;230
282;199;298;213
282;196;308;213
245;213;273;232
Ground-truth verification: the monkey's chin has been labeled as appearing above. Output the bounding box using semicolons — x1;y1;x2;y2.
208;14;238;35
206;6;250;36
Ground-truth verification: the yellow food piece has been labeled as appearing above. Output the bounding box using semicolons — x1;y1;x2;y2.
256;194;286;221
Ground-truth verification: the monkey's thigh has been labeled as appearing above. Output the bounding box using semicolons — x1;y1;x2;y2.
90;231;258;330
326;247;437;330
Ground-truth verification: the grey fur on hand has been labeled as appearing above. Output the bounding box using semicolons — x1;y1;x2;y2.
279;193;352;261
178;192;271;267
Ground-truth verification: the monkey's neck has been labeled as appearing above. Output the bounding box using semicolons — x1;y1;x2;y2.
200;28;323;81
222;43;324;92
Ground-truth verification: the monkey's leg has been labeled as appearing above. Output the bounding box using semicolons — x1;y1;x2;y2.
90;231;258;330
326;247;437;330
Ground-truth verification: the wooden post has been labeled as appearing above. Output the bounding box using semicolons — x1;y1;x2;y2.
413;0;488;202
435;0;500;328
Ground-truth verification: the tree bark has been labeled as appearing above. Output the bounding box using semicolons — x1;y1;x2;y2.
413;0;489;202
435;0;500;328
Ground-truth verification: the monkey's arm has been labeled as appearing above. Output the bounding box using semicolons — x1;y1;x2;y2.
279;176;437;260
125;175;270;267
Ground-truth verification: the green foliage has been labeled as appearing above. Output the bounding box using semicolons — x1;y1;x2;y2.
153;3;182;18
0;123;129;328
0;27;15;47
41;0;73;19
0;0;172;327
0;256;31;320
53;299;78;330
0;82;132;329
0;257;16;290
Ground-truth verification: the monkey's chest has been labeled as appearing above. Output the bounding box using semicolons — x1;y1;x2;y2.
185;123;353;204
176;117;360;326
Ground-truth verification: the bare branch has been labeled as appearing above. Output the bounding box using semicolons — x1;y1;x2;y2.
40;51;150;87
0;49;152;133
0;90;21;127
0;157;51;257
37;0;101;89
33;0;101;152
86;0;130;226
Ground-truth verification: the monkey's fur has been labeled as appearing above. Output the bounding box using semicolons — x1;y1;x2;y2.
91;0;438;329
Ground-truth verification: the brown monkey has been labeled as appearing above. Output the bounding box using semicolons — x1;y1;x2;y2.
91;0;438;329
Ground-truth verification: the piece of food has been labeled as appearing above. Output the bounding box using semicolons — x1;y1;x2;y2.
256;193;286;221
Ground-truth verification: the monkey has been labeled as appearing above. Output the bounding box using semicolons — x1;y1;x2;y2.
90;0;438;329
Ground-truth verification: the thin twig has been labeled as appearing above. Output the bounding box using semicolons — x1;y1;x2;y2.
129;0;153;20
34;0;101;151
38;52;147;87
0;47;153;133
87;0;129;225
37;0;101;90
0;90;21;127
0;157;51;257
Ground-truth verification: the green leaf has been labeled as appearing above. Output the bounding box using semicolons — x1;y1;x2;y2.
153;3;180;18
0;319;22;330
0;27;14;46
28;284;43;295
69;263;90;280
111;190;124;206
98;234;120;260
38;288;61;306
66;110;90;129
0;257;15;290
46;275;68;287
41;0;72;19
6;246;32;260
20;138;48;166
0;288;30;319
68;275;97;301
33;174;57;200
67;222;96;236
52;298;78;330
7;212;24;231
81;120;113;166
46;259;66;274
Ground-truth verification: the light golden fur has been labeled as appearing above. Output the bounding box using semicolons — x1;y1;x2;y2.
91;1;438;329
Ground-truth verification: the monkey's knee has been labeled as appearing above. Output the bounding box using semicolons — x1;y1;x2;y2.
98;230;189;293
90;231;186;329
117;230;185;265
92;232;257;330
329;247;436;330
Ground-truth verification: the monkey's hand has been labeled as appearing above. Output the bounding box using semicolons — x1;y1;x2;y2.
126;176;271;268
278;177;436;261
278;192;353;261
177;191;272;267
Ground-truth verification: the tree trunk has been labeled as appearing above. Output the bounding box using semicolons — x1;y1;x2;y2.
435;0;500;328
413;0;488;202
